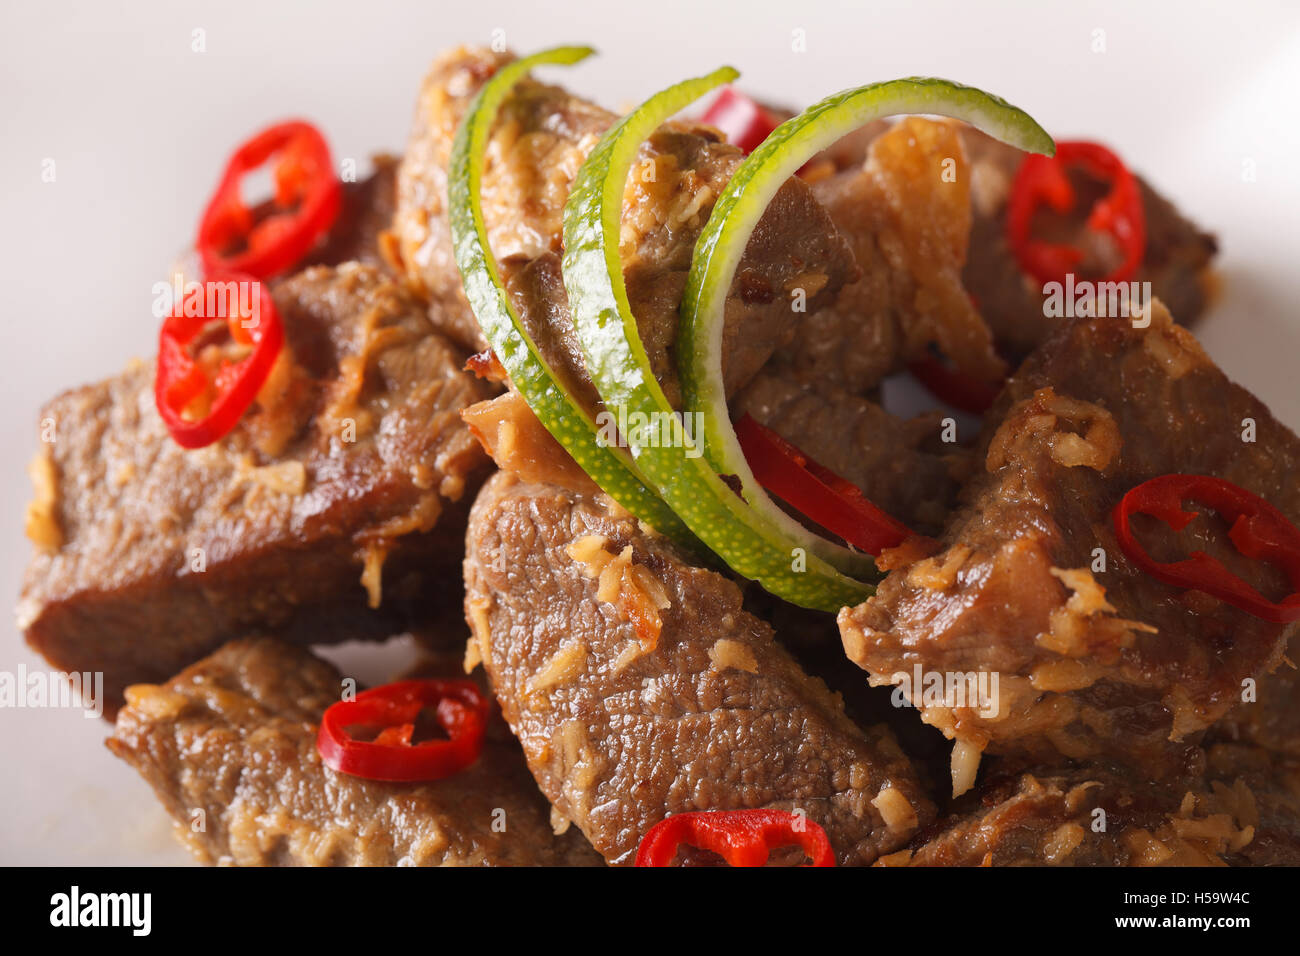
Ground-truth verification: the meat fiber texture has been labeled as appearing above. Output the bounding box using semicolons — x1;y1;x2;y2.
884;746;1300;867
20;264;494;713
961;128;1218;359
464;472;936;866
394;45;858;409
108;636;601;866
841;301;1300;781
788;117;1005;396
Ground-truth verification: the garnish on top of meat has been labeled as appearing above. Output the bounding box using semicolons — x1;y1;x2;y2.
962;128;1218;360
20;265;492;714
839;302;1300;791
397;45;859;410
17;38;1273;871
108;637;602;866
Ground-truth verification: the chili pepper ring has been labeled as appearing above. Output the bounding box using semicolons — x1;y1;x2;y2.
1113;474;1300;624
316;679;492;783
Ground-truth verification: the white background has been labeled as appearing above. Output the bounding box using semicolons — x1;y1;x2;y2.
1;0;1297;864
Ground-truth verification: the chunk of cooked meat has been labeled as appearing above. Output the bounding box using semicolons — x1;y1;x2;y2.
396;45;857;408
394;46;612;352
731;365;967;534
460;388;600;495
302;154;400;271
795;121;1217;382
839;301;1299;783
885;748;1300;867
784;117;1002;396
962;128;1218;358
1202;742;1300;866
1210;654;1300;761
19;265;493;714
107;637;601;866
463;472;935;866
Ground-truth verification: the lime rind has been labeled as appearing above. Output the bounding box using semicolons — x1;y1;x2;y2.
563;68;871;610
680;76;1056;578
455;57;1056;612
447;46;692;542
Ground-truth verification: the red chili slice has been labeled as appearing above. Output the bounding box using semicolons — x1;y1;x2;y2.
1113;474;1300;624
700;87;783;154
734;413;914;555
1006;140;1146;285
316;679;491;783
635;809;836;867
197;120;341;279
154;275;284;449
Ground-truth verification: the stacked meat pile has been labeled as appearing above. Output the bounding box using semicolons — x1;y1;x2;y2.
20;45;1297;867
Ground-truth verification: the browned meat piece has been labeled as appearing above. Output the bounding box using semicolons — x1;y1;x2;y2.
464;472;935;866
393;47;606;352
1202;742;1300;865
302;155;399;270
784;117;1003;396
885;749;1299;867
396;46;857;407
840;302;1299;788
790;122;1216;387
963;129;1218;358
1211;655;1300;761
626;128;859;402
870;605;1299;867
731;366;967;534
107;637;601;866
460;388;600;496
740;590;957;801
20;265;493;714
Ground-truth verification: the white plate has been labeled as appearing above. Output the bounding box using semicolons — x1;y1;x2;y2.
2;0;1297;865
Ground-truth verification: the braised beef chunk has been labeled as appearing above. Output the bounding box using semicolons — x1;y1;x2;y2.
20;265;493;713
1211;656;1300;761
962;129;1218;358
794;121;1216;372
743;591;957;800
302;155;399;271
789;117;1002;397
840;302;1299;784
396;45;615;350
1202;743;1300;865
396;46;856;409
464;472;935;866
732;366;966;535
107;637;600;866
887;749;1300;867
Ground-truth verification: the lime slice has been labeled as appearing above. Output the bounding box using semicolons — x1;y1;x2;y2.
562;67;871;610
680;78;1055;575
447;46;692;541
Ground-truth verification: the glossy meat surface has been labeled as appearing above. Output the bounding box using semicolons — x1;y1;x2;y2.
109;637;602;866
841;303;1299;777
20;265;492;712
464;472;935;865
